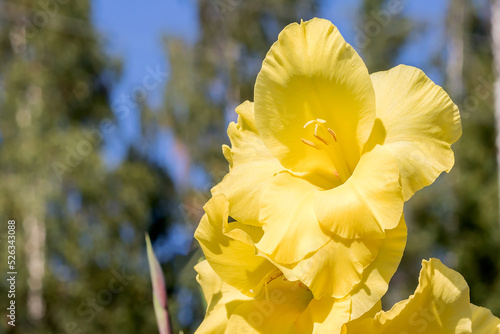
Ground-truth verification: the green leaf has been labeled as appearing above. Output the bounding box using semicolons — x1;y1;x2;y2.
146;233;172;334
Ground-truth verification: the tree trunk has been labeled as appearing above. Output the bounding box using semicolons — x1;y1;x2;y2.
23;215;46;321
446;0;465;99
492;0;500;221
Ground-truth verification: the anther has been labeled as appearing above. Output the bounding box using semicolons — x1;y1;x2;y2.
316;118;326;123
303;120;315;128
328;128;337;142
301;138;318;149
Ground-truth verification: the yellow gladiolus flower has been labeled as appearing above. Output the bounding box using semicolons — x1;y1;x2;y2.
342;258;500;334
195;17;461;330
195;258;385;334
214;17;460;313
195;193;404;333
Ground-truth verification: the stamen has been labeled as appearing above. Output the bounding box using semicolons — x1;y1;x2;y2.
316;118;326;123
328;128;337;142
333;170;340;180
301;138;318;149
303;120;315;128
314;124;328;145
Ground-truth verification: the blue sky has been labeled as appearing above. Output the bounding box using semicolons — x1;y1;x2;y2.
92;0;198;110
92;0;448;97
91;0;450;182
91;0;198;173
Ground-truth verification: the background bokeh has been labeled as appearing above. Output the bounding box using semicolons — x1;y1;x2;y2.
0;0;498;333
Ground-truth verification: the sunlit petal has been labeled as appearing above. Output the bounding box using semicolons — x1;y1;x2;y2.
256;172;330;264
195;195;276;296
368;65;462;200
194;261;251;334
343;258;472;333
314;145;403;239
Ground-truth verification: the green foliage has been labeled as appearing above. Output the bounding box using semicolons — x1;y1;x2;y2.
0;1;175;333
357;0;412;72
446;3;500;314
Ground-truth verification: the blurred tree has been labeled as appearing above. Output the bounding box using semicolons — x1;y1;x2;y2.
451;0;500;314
494;0;500;219
0;1;177;333
357;0;412;72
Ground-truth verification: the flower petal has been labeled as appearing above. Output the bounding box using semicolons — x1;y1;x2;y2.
279;216;405;302
224;101;276;168
194;261;251;334
471;304;500;333
217;102;283;226
349;216;407;319
216;159;282;226
314;145;403;239
296;297;351;334
256;172;330;264
254;18;375;182
343;258;472;334
369;65;462;200
225;276;313;334
277;237;381;299
195;195;276;296
297;298;382;334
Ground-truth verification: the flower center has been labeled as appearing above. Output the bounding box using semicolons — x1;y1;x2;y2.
301;118;337;148
301;118;350;183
